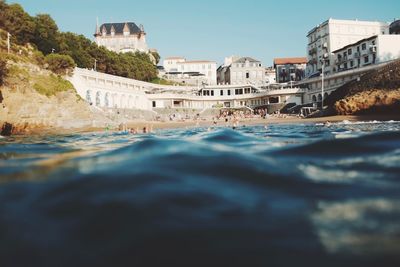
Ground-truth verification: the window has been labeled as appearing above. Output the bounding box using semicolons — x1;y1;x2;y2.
357;46;360;52
348;48;352;55
246;72;250;79
358;59;361;66
152;101;156;108
364;56;369;64
350;61;354;68
344;63;348;69
211;90;214;96
235;89;243;95
362;43;367;50
220;90;224;96
227;90;231;96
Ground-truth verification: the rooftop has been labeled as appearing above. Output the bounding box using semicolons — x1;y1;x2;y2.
179;60;216;64
233;57;260;63
96;22;143;36
274;57;307;66
165;57;185;60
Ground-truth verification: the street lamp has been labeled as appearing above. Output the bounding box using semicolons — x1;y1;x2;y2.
320;50;334;110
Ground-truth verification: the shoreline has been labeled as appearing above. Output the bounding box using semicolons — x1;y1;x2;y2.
3;114;400;137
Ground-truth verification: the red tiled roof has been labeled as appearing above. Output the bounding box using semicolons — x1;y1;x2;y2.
274;57;307;65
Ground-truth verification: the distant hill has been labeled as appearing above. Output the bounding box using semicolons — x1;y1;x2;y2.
326;59;400;115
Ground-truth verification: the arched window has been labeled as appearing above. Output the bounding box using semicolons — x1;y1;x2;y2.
317;94;322;101
324;93;329;99
96;91;101;106
86;90;92;104
105;93;109;107
312;95;317;102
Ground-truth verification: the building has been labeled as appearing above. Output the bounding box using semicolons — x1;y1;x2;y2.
273;57;307;83
265;67;276;85
217;56;265;87
307;19;389;77
94;22;149;53
71;68;304;113
162;57;217;86
390;19;400;34
332;35;400;72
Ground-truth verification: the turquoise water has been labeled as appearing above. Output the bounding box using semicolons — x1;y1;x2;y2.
1;121;400;267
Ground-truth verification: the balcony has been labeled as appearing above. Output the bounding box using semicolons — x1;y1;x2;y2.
308;59;317;65
308;47;317;55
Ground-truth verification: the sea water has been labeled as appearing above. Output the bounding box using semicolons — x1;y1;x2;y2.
0;121;400;267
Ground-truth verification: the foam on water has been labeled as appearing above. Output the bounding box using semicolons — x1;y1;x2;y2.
0;122;400;267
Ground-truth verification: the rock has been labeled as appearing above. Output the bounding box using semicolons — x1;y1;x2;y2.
1;122;13;136
326;59;400;115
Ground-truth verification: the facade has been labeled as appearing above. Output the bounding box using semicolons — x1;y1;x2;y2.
94;22;148;53
162;57;217;86
70;68;304;113
332;35;400;72
265;67;276;85
217;57;265;87
307;19;389;77
273;57;307;83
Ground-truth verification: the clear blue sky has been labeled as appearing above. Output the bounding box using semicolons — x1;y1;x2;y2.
7;0;400;66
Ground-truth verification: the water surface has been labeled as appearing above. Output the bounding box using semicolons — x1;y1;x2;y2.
1;121;400;266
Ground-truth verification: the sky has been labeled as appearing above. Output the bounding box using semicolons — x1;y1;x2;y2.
6;0;400;66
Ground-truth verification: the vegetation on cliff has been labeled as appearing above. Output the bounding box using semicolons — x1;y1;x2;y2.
0;0;158;81
326;59;400;115
44;53;75;75
0;58;7;85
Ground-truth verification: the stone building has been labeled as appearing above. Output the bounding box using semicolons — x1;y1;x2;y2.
162;57;217;86
94;22;149;53
273;57;307;83
217;56;265;87
307;19;389;77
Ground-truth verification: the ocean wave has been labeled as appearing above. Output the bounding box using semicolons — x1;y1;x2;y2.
0;123;400;266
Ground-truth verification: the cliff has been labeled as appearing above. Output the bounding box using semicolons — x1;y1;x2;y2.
0;39;112;135
326;60;400;115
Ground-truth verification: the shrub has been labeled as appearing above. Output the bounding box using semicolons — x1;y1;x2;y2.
33;73;74;96
44;53;75;75
0;58;8;86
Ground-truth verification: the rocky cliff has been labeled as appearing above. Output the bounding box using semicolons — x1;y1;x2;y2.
326;60;400;115
0;48;112;135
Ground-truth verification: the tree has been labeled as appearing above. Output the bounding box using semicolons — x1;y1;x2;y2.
45;53;76;75
150;51;160;65
0;3;35;44
33;14;59;55
0;58;8;86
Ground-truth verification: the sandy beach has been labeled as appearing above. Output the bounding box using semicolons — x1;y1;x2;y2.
123;114;400;133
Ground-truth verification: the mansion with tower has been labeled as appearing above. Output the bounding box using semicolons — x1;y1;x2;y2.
94;22;149;54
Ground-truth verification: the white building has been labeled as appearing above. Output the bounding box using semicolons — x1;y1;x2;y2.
332;35;400;72
217;57;265;87
94;22;149;53
265;67;276;85
162;57;217;86
70;68;304;114
307;19;389;77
